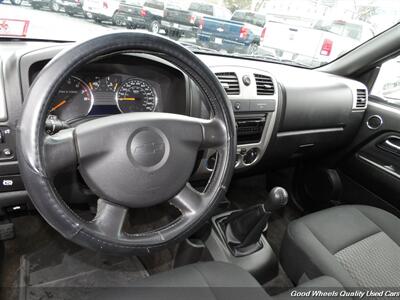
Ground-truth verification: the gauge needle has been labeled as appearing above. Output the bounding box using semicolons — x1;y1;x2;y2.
119;97;136;101
50;100;67;112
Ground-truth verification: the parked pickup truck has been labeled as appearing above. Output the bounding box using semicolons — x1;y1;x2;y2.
60;0;87;17
118;0;165;33
83;0;124;25
30;0;63;12
161;2;231;40
260;18;375;67
196;10;266;54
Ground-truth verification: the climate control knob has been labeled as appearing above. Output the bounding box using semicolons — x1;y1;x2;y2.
243;148;258;165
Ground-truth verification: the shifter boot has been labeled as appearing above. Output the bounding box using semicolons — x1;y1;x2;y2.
222;205;270;255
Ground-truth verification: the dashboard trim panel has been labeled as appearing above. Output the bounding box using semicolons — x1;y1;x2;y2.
0;60;8;121
277;127;345;137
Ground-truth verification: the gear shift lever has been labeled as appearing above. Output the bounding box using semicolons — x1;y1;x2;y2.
264;187;289;211
221;187;288;256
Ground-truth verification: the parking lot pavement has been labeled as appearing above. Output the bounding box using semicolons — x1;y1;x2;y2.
0;3;195;43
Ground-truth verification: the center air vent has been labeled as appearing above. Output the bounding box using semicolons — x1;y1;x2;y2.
254;74;275;95
215;72;240;95
355;89;367;108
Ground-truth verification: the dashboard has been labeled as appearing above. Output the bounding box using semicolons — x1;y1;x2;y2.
0;41;369;211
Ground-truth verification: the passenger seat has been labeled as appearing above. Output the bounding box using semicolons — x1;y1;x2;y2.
280;205;400;287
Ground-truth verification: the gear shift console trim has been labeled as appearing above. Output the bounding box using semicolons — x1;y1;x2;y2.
206;211;279;283
204;187;287;283
216;209;266;257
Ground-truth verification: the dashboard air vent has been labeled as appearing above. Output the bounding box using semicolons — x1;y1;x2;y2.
254;74;274;95
356;89;367;108
215;72;240;95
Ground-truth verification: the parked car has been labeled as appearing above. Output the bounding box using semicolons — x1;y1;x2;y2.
196;10;265;54
162;2;231;40
10;0;24;5
119;0;165;33
60;0;87;17
83;0;124;25
30;0;63;11
260;18;375;67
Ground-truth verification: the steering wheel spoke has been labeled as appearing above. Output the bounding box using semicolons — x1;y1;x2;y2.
44;128;77;178
199;118;227;149
170;183;205;217
91;199;128;237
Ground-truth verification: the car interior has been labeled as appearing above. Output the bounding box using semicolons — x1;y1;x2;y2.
0;12;400;300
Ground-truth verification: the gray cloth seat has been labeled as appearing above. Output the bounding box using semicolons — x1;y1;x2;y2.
88;261;271;300
280;205;400;287
89;261;346;300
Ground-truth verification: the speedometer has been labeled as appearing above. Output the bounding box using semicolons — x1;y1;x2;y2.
115;78;157;113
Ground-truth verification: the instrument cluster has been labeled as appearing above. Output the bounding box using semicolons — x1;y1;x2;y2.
48;73;158;122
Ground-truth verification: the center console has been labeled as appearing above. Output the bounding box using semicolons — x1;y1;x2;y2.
194;66;279;177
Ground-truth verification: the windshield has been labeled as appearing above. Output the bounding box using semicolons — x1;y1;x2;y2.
1;0;399;68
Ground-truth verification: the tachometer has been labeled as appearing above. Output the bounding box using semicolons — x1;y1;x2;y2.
116;78;157;113
49;76;93;121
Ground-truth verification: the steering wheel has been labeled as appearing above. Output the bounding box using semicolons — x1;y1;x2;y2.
17;32;236;255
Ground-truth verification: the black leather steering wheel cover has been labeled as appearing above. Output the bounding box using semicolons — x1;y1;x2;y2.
17;32;236;254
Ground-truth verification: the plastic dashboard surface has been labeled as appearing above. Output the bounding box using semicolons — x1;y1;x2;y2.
0;41;368;209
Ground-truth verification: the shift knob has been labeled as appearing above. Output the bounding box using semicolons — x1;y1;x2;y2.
264;187;288;211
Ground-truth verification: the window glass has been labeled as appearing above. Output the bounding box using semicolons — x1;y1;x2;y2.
214;7;231;19
313;20;363;41
189;2;213;16
372;55;400;107
2;0;399;68
231;11;265;27
144;0;164;10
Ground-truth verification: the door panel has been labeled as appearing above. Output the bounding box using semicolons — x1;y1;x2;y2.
340;96;400;212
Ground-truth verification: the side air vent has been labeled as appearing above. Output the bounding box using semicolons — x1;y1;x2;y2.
356;89;367;108
215;72;240;95
254;74;275;95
